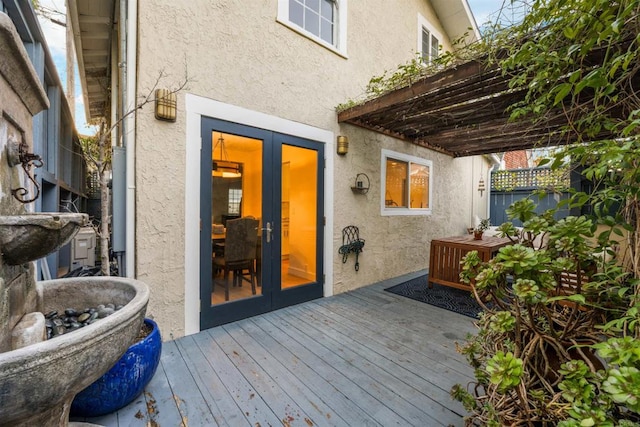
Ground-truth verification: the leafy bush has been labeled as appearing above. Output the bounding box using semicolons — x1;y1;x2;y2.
451;1;640;422
453;199;639;425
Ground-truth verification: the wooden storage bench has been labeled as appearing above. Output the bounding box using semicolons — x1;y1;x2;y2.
428;235;512;291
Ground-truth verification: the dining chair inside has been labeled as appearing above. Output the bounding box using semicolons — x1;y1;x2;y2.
213;216;259;301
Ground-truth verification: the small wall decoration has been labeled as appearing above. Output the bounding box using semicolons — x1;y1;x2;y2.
350;173;370;194
338;225;365;271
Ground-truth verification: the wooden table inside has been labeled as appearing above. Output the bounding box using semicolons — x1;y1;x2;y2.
428;235;512;291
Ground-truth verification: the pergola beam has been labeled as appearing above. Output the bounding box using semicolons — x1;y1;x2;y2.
337;40;634;157
337;59;495;122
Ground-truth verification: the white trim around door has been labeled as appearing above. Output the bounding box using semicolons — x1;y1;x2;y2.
184;94;335;335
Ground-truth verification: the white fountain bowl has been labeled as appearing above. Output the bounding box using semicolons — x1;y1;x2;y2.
0;276;149;426
0;213;89;265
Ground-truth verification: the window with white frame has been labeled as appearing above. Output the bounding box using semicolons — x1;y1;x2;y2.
228;188;242;215
417;13;441;63
277;0;348;56
381;149;432;216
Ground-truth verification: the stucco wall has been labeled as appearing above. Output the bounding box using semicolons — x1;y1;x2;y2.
0;12;48;351
331;127;476;293
133;0;484;338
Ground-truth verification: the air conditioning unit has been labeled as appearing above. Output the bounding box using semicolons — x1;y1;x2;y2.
71;227;96;269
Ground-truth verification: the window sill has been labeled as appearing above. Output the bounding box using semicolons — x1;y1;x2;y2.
276;19;348;59
381;208;432;217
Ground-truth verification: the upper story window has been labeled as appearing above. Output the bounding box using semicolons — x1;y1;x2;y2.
381;149;432;216
290;0;334;44
277;0;348;57
417;13;441;63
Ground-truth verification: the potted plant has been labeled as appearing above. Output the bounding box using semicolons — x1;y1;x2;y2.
452;199;639;426
473;218;491;240
70;318;162;417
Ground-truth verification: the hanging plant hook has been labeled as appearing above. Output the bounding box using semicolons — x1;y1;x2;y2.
338;225;365;271
10;140;43;204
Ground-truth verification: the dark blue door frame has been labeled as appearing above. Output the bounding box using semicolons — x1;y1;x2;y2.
200;117;324;329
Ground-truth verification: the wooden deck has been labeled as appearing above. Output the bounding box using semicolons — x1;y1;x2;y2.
76;271;477;426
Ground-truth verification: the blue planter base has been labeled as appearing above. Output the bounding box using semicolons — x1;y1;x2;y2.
70;318;162;417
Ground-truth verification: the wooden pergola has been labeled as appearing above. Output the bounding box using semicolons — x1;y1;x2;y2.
336;47;626;158
336;59;540;157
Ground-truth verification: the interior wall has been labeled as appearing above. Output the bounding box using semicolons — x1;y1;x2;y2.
285;146;317;278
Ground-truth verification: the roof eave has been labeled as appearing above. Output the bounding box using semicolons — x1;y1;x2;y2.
67;0;115;122
430;0;482;45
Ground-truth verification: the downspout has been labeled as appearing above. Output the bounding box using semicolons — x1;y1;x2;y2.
111;35;118;148
111;0;128;275
118;0;126;147
110;0;125;274
125;0;137;278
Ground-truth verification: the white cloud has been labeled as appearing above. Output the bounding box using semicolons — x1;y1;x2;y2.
36;0;97;135
38;17;65;53
37;0;66;54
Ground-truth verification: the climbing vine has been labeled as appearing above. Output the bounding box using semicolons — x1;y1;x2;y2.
335;32;488;112
452;1;640;425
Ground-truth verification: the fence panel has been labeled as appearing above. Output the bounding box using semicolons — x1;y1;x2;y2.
490;167;571;227
490;191;571;226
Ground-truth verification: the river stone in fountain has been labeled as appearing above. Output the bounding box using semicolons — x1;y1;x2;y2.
0;213;88;265
44;304;121;339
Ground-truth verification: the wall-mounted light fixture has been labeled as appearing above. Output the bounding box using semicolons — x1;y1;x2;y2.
154;89;177;122
337;135;349;155
477;176;486;197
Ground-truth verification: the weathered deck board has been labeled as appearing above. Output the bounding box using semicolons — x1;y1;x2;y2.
238;316;378;426
148;339;207;425
307;302;472;393
82;272;477;426
273;306;460;426
222;320;351;426
205;326;313;425
329;290;475;376
264;309;428;426
255;313;405;426
285;303;469;414
175;335;241;426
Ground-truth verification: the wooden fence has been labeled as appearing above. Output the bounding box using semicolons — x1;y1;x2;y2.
490;167;571;226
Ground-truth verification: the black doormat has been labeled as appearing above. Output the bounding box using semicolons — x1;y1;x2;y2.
384;275;482;319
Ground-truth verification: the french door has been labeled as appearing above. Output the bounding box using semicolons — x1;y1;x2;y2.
200;117;324;329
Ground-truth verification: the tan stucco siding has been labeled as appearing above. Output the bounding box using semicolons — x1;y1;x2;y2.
133;0;483;338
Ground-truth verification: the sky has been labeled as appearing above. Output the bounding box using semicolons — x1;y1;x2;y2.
467;0;506;27
36;0;95;135
468;0;530;30
38;0;508;136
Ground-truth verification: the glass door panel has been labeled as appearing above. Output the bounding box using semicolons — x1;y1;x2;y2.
271;133;323;310
281;144;317;290
210;132;263;305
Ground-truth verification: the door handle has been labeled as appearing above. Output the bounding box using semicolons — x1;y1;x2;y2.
261;222;273;243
